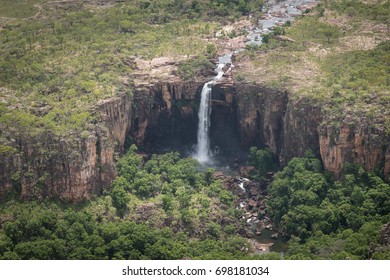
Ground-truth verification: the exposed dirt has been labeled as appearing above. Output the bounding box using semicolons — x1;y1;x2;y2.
233;49;320;93
131;56;192;86
339;35;381;51
215;19;252;56
322;12;354;31
322;11;389;51
130;18;254;85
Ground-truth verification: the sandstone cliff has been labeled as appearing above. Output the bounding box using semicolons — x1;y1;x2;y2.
131;81;203;150
319;123;390;179
0;94;131;201
213;83;323;164
0;81;389;201
212;82;389;179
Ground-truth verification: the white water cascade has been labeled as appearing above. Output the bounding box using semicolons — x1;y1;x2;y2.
195;81;213;163
195;61;230;163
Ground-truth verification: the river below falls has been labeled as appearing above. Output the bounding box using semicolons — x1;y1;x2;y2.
255;229;289;255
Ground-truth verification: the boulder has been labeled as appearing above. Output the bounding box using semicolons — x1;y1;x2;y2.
238;165;255;177
246;230;254;238
380;223;390;245
250;187;259;196
248;199;257;207
271;232;279;239
258;201;265;210
212;171;225;180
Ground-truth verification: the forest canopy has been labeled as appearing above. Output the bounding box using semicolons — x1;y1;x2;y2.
1;147;389;259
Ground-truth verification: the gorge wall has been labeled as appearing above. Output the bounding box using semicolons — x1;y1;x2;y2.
0;94;131;201
217;83;389;179
0;81;389;201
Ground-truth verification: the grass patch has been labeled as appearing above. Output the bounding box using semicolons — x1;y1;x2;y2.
326;0;390;23
287;16;341;46
0;0;43;18
322;41;390;91
233;0;389;132
177;55;214;80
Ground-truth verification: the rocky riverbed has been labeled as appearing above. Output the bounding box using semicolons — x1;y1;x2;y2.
212;168;286;254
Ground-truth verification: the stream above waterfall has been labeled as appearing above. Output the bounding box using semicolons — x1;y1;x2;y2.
194;0;319;166
247;0;319;45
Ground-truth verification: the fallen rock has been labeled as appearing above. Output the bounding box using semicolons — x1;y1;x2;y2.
248;217;258;224
259;201;265;210
248;199;257;207
238;165;255;176
246;230;254;238
245;212;253;219
265;223;273;230
380;223;390;245
275;35;296;43
250;187;259;196
250;239;274;253
212;171;225;180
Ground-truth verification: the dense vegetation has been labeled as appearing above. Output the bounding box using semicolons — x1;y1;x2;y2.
266;152;390;259
0;146;260;260
235;147;390;260
0;0;45;18
1;147;389;259
248;147;278;181
0;203;249;260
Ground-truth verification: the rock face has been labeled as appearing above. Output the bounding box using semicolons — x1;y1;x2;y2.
217;83;389;179
0;80;389;201
380;223;390;246
234;84;288;153
234;83;319;163
319;124;390;178
131;81;203;151
0;94;132;201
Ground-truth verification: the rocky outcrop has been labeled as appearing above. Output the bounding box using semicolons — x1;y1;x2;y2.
319;124;390;179
211;82;389;179
380;223;390;246
131;81;204;151
234;83;288;154
0;94;131;201
280;98;322;165
0;133;110;201
213;82;321;166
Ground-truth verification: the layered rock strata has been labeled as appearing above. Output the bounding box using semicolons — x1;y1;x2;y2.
0;81;389;201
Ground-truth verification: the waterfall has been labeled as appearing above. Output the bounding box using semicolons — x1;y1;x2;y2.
195;81;213;163
195;62;230;163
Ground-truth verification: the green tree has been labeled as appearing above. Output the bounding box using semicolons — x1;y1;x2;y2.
248;147;278;179
111;177;130;217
